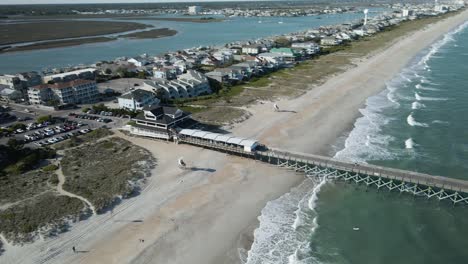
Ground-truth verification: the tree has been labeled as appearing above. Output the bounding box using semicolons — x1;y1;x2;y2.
7;138;24;151
274;37;291;48
37;115;52;124
137;71;147;79
11;123;26;131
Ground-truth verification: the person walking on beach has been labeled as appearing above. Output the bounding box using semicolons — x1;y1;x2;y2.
72;246;76;253
273;103;280;112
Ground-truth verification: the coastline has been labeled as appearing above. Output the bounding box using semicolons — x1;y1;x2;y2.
231;8;468;263
1;9;468;264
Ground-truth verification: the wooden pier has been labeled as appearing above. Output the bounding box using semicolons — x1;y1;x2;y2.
178;137;468;205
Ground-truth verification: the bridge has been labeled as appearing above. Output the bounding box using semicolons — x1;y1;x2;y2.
177;135;468;205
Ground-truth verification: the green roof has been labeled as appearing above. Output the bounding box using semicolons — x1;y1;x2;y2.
270;48;300;56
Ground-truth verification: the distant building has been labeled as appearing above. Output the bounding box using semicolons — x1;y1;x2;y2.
0;72;42;100
43;68;96;84
129;105;192;140
320;37;342;46
153;66;179;80
118;89;160;111
0;85;23;102
28;79;99;106
0;75;22;91
291;42;321;55
242;45;262;55
402;9;409;17
188;6;202;15
127;58;148;67
143;70;211;99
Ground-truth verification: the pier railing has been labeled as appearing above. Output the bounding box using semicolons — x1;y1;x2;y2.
176;138;468;205
257;149;468;205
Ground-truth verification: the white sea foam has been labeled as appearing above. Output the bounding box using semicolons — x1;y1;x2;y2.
415;92;447;101
432;120;449;125
407;113;428;127
246;178;324;264
334;90;397;163
411;101;425;110
405;138;415;149
417;20;468;70
247;20;468;264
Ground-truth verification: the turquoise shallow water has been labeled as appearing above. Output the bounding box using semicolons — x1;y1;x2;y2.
246;19;468;264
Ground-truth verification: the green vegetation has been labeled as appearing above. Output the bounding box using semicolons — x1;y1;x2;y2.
0;21;149;46
1;37;114;54
0;170;56;205
123;28;177;39
36;115;53;124
0;139;56;175
0;192;84;243
53;128;113;150
61;137;155;212
42;164;59;172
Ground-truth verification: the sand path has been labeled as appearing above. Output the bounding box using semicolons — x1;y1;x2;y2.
55;165;97;215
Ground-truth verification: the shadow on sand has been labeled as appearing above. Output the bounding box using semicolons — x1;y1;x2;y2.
189;167;216;173
277;109;297;113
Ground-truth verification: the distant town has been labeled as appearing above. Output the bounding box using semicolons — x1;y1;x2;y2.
0;1;464;143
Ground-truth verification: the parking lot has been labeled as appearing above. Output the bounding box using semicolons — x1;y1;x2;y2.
1;117;93;147
1;103;131;147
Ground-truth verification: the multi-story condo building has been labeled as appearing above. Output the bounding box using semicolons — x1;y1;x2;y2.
28;79;99;106
143;70;211;100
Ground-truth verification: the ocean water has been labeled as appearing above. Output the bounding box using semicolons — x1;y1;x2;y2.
246;21;468;264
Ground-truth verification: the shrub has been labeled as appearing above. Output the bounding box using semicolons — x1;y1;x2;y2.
42;164;58;172
37;115;52;124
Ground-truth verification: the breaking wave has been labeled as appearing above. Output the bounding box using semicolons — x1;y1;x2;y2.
415;92;447;101
407;113;429;127
245;177;327;264
412;101;425;110
405;138;415;149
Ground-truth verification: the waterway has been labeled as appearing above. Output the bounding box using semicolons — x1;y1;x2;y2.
0;12;379;74
246;17;468;264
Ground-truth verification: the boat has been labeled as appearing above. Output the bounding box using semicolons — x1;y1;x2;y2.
353;227;360;231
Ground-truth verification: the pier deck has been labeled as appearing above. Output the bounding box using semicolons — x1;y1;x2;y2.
178;137;468;205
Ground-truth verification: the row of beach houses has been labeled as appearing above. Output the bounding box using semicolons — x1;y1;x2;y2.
0;2;464;112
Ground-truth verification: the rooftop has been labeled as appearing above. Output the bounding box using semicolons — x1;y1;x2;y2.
32;79;95;90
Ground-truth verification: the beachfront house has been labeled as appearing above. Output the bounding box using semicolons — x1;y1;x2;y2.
320;37;342;46
127;58;149;67
242;45;262;55
270;48;301;62
291;42;321;55
257;53;285;68
118;89;160;111
206;68;244;84
129;105;192;140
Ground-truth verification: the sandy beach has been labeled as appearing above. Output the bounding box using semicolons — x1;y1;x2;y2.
1;8;468;264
